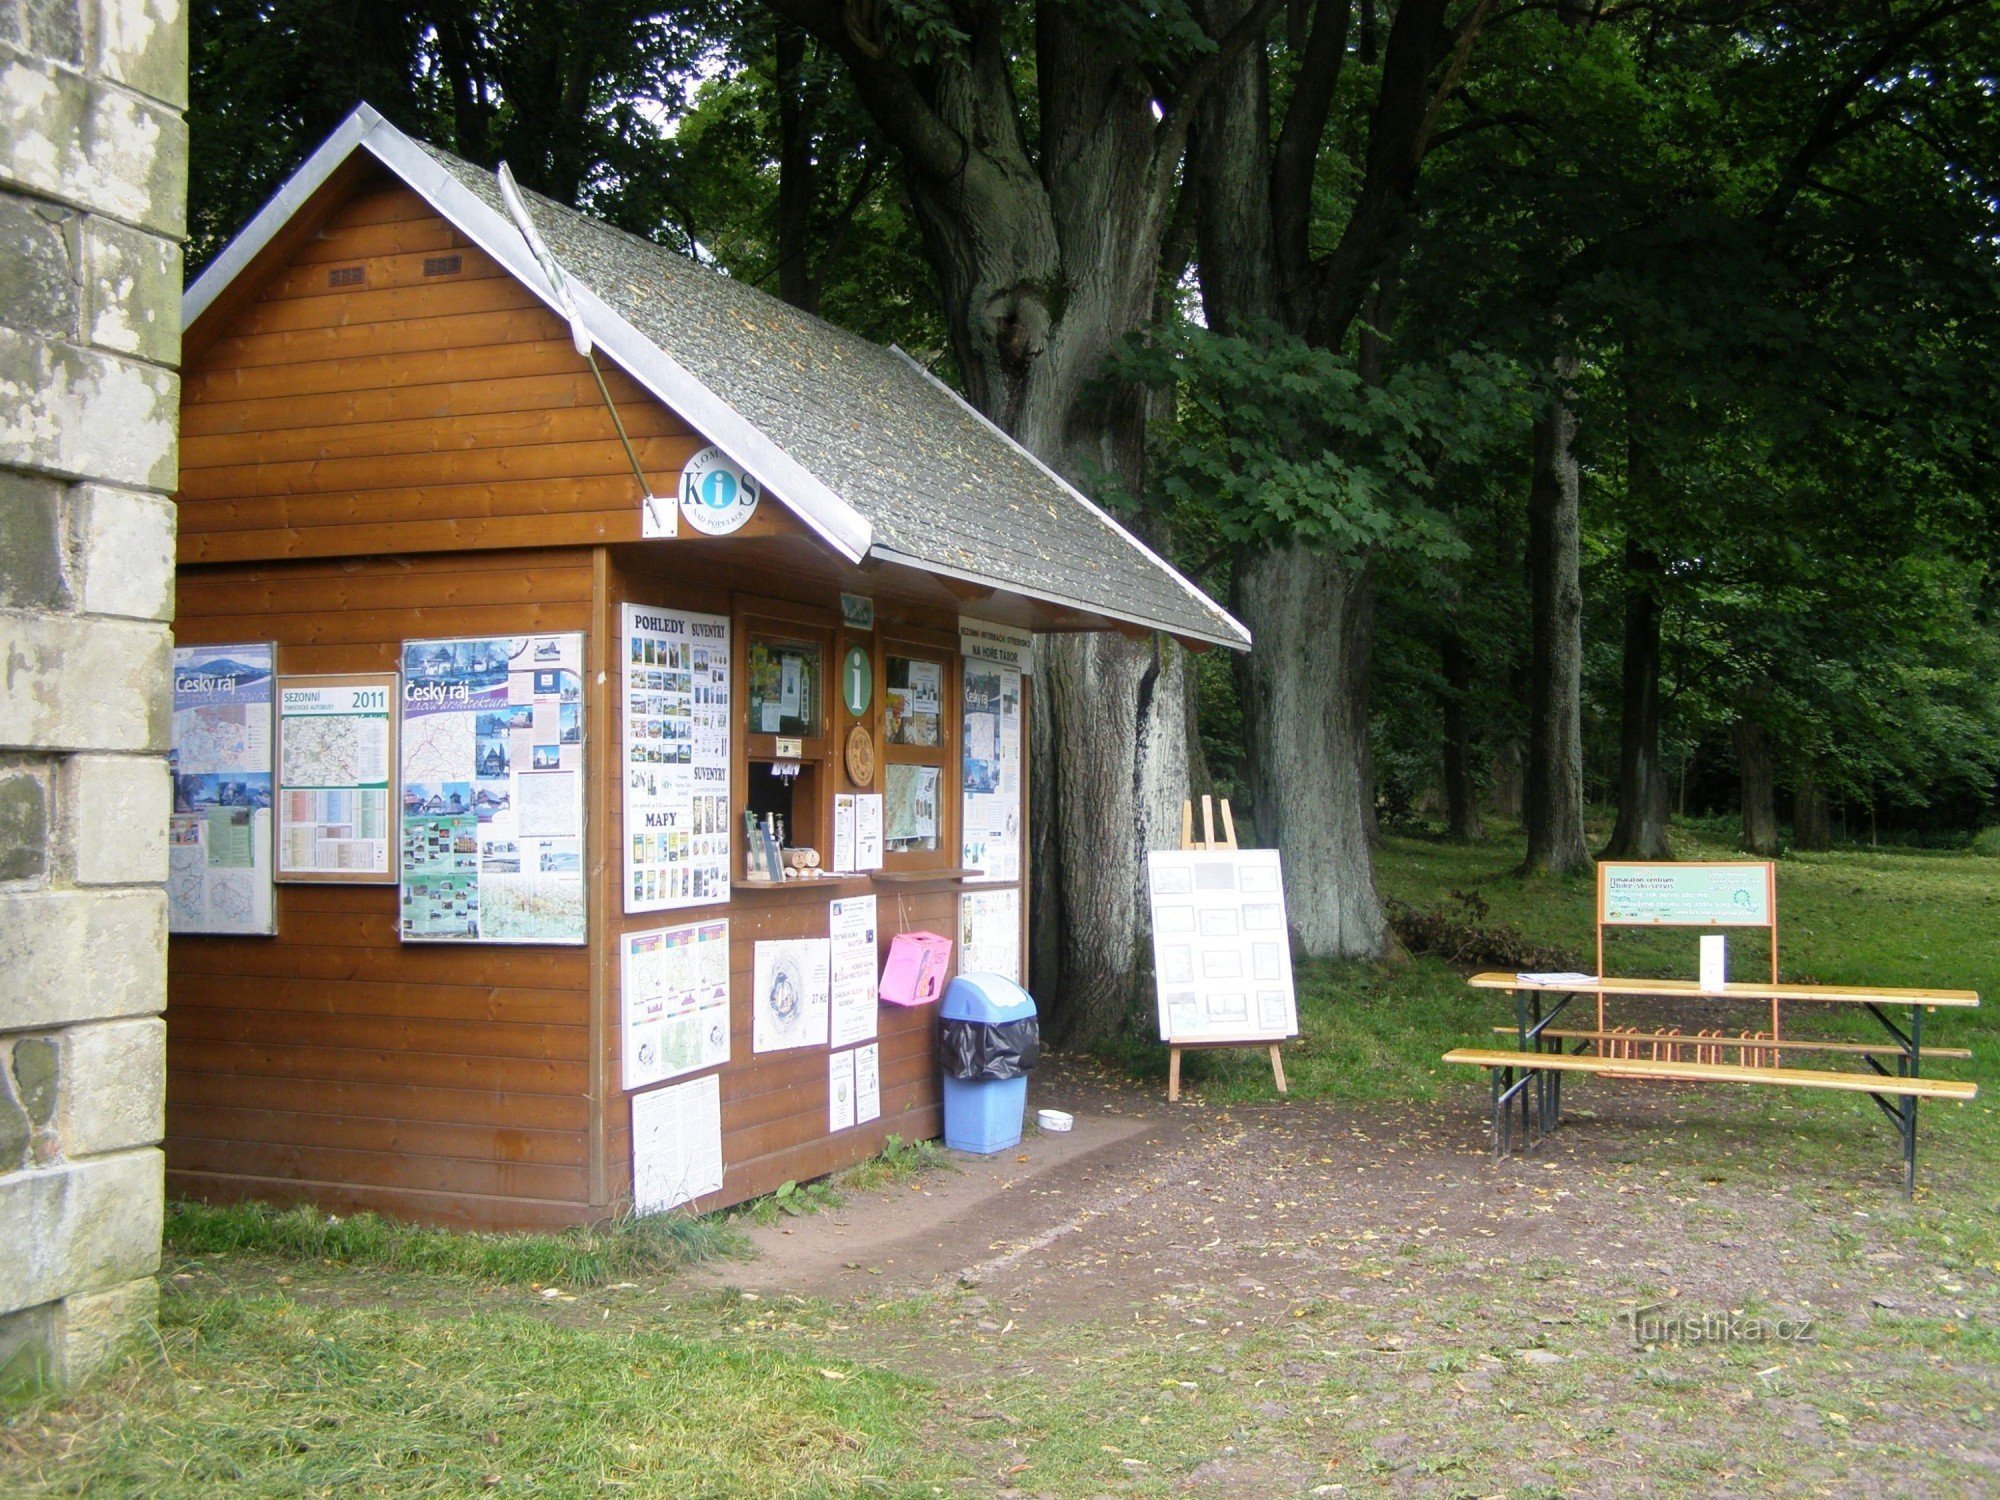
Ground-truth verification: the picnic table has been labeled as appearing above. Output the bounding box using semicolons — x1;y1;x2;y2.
1445;971;1978;1194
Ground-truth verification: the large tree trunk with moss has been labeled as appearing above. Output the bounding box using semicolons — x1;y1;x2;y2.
1521;383;1590;875
1602;539;1672;860
1235;545;1387;957
781;2;1271;1044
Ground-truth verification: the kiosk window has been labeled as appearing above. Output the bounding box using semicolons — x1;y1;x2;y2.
881;647;952;862
746;639;821;738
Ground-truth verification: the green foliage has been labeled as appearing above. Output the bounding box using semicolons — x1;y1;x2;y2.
164;1199;744;1286
1110;323;1524;561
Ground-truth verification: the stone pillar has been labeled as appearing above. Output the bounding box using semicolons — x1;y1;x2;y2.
0;0;185;1391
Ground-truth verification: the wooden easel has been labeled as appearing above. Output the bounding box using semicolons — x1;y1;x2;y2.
1166;795;1289;1103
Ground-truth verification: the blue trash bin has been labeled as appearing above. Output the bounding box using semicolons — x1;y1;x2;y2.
937;973;1040;1154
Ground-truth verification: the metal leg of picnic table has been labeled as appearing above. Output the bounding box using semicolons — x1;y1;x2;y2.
1490;1063;1504;1158
1906;1003;1923;1196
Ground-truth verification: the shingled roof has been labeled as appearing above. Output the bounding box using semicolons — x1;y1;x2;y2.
184;105;1249;652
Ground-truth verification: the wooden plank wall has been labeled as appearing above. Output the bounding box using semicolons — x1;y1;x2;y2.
170;552;599;1228
178;178;710;565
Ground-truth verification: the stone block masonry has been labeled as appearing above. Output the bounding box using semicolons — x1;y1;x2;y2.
0;0;184;1393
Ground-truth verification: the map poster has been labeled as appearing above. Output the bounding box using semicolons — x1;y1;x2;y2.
621;605;732;913
960;661;1021;882
828;895;879;1047
622;919;731;1090
1146;848;1298;1044
959;887;1021;983
399;634;585;945
276;673;396;882
170;643;277;935
632;1073;724;1215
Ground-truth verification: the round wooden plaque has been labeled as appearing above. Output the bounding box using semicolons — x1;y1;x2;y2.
844;724;876;787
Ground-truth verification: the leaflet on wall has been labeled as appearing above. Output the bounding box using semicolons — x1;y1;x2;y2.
276;673;396;881
753;938;831;1052
959;887;1021;983
853;1042;881;1124
1145;848;1298;1044
828;895;879;1047
832;794;857;872
622;918;731;1090
828;1048;856;1132
961;662;1022;882
399;634;585;944
170;643;277;935
632;1073;724;1214
621;605;732;913
856;794;884;870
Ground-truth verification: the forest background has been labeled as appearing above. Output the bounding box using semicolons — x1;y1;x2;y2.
186;0;2000;1044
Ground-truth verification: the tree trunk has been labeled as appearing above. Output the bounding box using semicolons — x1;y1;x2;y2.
1601;539;1672;859
1487;742;1524;821
1039;632;1193;1046
1235;545;1387;958
772;24;818;315
1440;630;1484;842
1792;765;1832;851
1521;382;1590;875
1734;716;1780;856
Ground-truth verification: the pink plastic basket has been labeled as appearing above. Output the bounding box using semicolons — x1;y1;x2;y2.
879;930;953;1006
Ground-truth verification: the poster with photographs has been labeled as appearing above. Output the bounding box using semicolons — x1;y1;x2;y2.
169;643;277;935
622;918;731;1090
398;634;585;944
622;605;731;913
960;662;1022;883
1145;848;1297;1043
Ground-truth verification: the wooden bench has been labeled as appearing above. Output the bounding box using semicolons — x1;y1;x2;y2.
1444;1046;1976;1192
1488;1026;1973;1061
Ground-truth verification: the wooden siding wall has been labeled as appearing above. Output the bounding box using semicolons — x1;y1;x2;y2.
170;552;598;1228
178;179;718;563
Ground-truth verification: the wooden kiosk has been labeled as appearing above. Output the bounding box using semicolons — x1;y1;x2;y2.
166;106;1249;1229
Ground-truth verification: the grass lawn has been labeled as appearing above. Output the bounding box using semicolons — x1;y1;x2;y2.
5;820;1996;1497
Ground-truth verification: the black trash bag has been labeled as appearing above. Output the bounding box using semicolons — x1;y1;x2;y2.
937;1017;1042;1082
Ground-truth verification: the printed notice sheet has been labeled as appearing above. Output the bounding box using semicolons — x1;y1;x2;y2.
960;661;1022;882
622;918;731;1090
828;895;879;1047
276;673;396;881
170;643;276;935
828;1048;856;1132
753;938;831;1052
959;887;1021;982
632;1073;724;1214
853;1042;881;1124
1146;848;1298;1043
622;605;732;912
399;634;585;944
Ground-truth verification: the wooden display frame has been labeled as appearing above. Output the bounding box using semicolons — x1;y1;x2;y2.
274;670;400;885
1163;795;1289;1104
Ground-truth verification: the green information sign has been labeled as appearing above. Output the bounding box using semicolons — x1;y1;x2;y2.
841;647;872;716
1599;862;1772;927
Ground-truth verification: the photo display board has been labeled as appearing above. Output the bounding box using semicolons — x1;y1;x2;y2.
1599;862;1774;927
1146;848;1298;1043
398;634;585;944
621;604;731;912
276;673;397;882
621;918;731;1090
960;661;1022;882
169;643;276;935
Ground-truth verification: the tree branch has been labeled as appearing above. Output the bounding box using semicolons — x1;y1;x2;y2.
1156;0;1286;159
771;0;970;182
1271;0;1355;288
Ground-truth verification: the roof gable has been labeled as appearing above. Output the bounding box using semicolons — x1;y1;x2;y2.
184;105;1250;651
